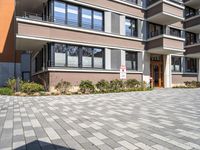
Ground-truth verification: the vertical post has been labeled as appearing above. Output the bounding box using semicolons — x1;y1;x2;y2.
198;58;200;82
164;54;172;88
14;0;20;92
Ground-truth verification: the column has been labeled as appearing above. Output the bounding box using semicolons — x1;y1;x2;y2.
121;50;126;66
137;52;143;72
104;11;112;33
120;15;125;36
143;52;151;87
164;54;172;88
198;58;200;81
105;48;111;70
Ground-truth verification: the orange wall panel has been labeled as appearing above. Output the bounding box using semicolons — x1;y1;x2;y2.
0;0;19;62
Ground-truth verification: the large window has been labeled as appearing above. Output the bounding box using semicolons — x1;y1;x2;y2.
148;23;163;38
185;58;197;73
53;1;104;31
54;1;66;24
52;43;104;69
126;52;138;70
171;56;181;72
186;32;197;45
125;18;138;37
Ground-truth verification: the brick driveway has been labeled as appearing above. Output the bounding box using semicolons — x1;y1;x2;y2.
0;89;200;150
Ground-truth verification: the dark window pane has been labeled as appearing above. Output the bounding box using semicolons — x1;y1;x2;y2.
126;52;137;70
171;56;181;72
185;58;197;73
125;18;137;37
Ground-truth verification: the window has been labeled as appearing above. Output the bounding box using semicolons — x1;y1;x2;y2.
53;1;104;31
170;28;181;38
35;49;43;72
93;48;104;68
54;1;66;24
67;46;79;67
185;58;197;73
51;43;104;69
126;52;138;70
82;47;93;68
171;56;181;72
93;11;103;31
125;18;138;37
67;5;78;27
148;23;163;38
54;44;67;67
185;6;196;19
186;32;197;45
124;0;138;5
81;8;92;29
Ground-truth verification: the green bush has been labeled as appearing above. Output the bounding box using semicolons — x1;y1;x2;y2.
55;80;71;94
110;79;124;92
96;80;110;93
125;79;140;88
7;78;24;92
21;82;44;94
184;81;200;88
0;87;13;95
79;80;95;94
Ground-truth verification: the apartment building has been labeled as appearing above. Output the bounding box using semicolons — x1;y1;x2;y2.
0;0;200;90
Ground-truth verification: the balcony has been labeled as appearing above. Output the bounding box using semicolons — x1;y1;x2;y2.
185;41;200;57
146;0;184;25
146;30;185;54
184;0;200;9
184;14;200;33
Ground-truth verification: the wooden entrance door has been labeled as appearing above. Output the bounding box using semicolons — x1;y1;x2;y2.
150;55;164;88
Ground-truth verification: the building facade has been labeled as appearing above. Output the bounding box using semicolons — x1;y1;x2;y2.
0;0;200;90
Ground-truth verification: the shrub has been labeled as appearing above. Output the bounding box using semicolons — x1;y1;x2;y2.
7;78;24;92
184;81;199;88
79;80;95;94
110;79;124;92
125;79;140;88
96;80;110;93
55;80;71;94
0;87;13;95
21;82;44;94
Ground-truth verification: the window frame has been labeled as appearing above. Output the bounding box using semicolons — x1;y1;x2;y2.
185;57;198;73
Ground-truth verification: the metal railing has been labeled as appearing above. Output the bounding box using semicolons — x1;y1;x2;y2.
185;40;200;46
147;0;183;6
21;12;104;32
148;29;184;39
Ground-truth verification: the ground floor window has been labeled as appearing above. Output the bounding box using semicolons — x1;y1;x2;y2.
171;56;181;72
52;43;105;69
185;58;197;73
126;51;137;70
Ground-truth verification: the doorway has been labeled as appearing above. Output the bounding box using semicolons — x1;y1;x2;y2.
150;55;164;88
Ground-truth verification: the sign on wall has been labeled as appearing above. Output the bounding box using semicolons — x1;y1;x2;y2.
120;65;127;80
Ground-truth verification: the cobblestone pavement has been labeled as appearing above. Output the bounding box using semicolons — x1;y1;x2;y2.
1;89;200;150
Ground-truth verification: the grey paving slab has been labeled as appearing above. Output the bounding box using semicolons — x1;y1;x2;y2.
0;89;200;150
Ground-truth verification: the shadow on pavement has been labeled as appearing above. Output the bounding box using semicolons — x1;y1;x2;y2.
14;140;76;150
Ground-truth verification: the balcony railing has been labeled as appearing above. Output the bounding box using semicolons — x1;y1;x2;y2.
185;11;200;19
148;29;184;38
147;0;183;6
21;12;104;32
185;40;200;46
